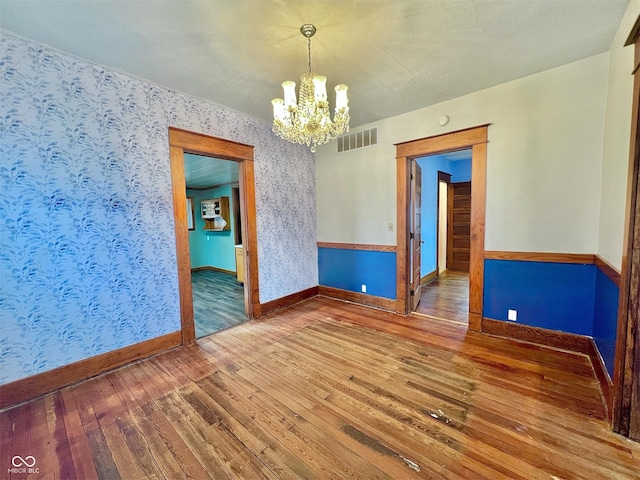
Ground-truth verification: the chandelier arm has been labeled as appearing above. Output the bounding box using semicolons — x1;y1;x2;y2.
272;24;349;153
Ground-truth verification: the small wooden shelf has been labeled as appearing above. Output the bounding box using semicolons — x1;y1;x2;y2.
201;196;230;231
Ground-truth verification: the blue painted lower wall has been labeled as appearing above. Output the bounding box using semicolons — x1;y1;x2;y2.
483;260;596;335
318;248;396;299
593;269;619;377
319;251;619;376
483;258;619;376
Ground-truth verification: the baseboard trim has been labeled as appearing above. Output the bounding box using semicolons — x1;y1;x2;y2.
420;269;438;286
588;339;614;423
191;265;236;276
482;317;591;354
468;312;482;332
0;331;182;411
318;286;395;311
259;286;319;316
482;318;613;421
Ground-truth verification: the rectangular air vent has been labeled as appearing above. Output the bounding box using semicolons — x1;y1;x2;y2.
337;127;378;153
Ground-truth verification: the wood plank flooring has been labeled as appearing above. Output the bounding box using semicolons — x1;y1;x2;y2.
415;270;469;324
192;269;246;338
2;297;639;479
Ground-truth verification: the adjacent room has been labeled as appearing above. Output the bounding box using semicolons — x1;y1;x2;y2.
1;0;639;478
413;150;472;323
184;153;247;338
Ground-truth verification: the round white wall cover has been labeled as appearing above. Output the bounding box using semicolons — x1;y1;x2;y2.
437;115;449;126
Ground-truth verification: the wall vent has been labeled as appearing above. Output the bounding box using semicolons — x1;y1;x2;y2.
337;127;378;153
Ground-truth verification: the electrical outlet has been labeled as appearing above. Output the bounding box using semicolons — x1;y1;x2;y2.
388;222;394;232
508;309;517;321
361;284;367;293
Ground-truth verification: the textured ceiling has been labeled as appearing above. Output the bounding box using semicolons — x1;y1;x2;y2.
0;0;629;128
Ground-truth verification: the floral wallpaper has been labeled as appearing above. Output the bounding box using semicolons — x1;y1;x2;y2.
0;31;317;385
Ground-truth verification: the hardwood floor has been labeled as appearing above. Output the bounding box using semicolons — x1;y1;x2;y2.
192;269;246;338
415;270;469;324
2;297;638;479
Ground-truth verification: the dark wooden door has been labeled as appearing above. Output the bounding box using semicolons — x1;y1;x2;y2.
411;161;422;310
447;181;471;272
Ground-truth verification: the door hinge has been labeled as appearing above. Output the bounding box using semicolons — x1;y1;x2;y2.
410;232;414;239
410;290;415;296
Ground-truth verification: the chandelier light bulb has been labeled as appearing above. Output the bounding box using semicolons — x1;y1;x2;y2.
335;84;349;110
282;81;297;109
271;98;285;122
313;76;328;102
271;24;350;153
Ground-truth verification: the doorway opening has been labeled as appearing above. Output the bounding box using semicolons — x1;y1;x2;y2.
411;150;472;323
395;125;488;331
169;128;259;345
184;154;246;338
437;173;449;275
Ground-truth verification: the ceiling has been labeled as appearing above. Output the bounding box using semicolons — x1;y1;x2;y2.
0;1;628;129
184;153;238;189
439;149;472;162
184;147;468;189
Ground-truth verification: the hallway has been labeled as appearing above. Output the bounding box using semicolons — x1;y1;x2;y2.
414;270;469;324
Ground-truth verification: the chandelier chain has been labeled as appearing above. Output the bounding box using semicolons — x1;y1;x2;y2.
307;37;312;73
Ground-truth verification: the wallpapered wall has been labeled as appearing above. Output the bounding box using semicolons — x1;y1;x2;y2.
0;31;317;385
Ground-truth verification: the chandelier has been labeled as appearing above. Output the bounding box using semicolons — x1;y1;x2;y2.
271;24;350;153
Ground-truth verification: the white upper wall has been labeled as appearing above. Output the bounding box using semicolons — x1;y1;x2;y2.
316;53;610;254
598;0;639;270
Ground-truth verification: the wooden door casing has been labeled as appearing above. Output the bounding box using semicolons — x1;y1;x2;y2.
437;171;452;274
614;15;640;441
395;125;488;332
168;128;259;345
